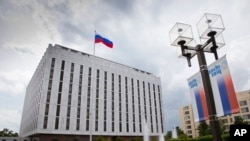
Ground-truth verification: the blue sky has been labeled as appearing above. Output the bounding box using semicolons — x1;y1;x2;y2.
0;0;250;133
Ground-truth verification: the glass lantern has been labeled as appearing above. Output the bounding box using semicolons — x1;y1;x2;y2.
169;22;194;47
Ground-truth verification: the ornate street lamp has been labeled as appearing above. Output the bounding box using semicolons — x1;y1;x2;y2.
169;13;225;141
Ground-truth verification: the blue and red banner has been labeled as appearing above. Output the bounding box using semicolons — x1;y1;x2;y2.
188;55;240;122
95;33;113;48
188;73;209;121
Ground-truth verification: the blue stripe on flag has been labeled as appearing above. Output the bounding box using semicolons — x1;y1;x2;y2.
195;89;204;120
217;76;231;115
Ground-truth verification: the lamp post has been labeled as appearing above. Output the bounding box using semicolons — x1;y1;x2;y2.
169;13;225;141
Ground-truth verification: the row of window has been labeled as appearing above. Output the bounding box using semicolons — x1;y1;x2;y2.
85;67;92;131
104;71;108;132
66;63;74;130
118;75;122;132
43;58;164;133
43;58;55;129
95;69;100;131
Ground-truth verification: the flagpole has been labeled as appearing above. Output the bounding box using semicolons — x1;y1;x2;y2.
93;30;96;56
93;42;95;56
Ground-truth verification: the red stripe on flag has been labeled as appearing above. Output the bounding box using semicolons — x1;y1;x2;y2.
224;74;240;114
199;88;209;120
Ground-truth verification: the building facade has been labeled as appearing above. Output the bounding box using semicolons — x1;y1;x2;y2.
179;105;198;138
179;89;250;138
19;44;165;141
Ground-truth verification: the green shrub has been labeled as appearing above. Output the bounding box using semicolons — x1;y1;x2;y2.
166;134;228;141
166;139;186;141
198;135;212;141
222;134;229;141
186;138;198;141
94;136;105;141
116;137;125;141
104;137;112;141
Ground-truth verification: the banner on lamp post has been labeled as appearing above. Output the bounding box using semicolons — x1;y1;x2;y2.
188;55;240;122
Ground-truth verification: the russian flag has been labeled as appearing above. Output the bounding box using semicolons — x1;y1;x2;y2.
95;33;113;48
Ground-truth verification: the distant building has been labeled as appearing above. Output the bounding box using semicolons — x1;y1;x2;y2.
179;104;198;138
19;44;165;141
179;89;250;138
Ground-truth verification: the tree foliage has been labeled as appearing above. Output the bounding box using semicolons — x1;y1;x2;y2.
104;137;112;141
94;136;105;141
165;127;188;139
234;116;249;125
0;128;18;137
197;121;211;137
115;136;125;141
132;137;143;141
176;127;188;139
165;130;172;139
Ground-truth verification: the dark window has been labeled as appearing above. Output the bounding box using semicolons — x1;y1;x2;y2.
59;82;63;92
104;121;106;131
86;120;89;131
240;100;247;106
61;61;65;69
55;117;59;129
56;105;60;116
57;93;61;104
241;107;249;113
112;122;114;132
60;72;64;81
66;118;70;130
45;104;49;115
76;118;80;130
127;123;129;132
43;116;48;129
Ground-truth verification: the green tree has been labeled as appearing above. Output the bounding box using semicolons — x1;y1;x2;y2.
165;127;188;139
0;128;18;137
132;137;143;141
219;119;229;134
176;126;188;139
165;130;172;139
105;137;112;141
94;136;105;141
234;116;249;125
197;121;211;137
150;136;157;141
115;136;124;141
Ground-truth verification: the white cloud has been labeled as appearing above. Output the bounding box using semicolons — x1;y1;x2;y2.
0;108;21;133
0;70;30;96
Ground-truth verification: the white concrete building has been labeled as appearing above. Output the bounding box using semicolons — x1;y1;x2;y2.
19;44;165;141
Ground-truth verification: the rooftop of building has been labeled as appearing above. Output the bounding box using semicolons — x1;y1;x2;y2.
50;43;158;78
